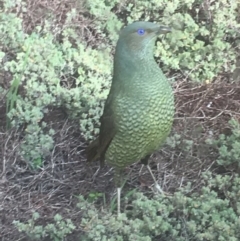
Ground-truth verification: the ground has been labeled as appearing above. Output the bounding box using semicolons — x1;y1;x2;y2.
1;0;240;239
1;78;240;240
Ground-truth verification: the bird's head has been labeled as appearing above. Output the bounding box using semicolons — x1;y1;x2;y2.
116;21;171;58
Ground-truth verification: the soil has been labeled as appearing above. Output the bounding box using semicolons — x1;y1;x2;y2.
1;1;240;240
1;78;240;240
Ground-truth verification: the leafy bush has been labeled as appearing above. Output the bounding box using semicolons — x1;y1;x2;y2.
1;1;112;163
166;133;194;152
14;172;240;240
78;172;240;241
13;212;76;241
86;0;240;81
207;118;240;167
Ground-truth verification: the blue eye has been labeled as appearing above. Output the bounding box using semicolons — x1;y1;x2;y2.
137;29;145;35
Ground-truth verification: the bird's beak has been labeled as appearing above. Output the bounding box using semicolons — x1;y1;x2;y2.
156;26;172;35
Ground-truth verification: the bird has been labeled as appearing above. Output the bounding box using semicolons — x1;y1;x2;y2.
87;21;174;215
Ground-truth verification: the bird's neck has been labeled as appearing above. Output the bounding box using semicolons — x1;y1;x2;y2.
113;41;157;80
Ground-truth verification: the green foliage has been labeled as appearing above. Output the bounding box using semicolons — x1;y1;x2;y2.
6;45;31;129
20;123;55;168
13;212;76;241
207;119;240;167
132;0;239;82
85;0;123;43
86;0;239;83
166;133;194;152
1;0;239;164
87;191;104;203
77;172;240;241
12;172;240;240
1;0;112;164
75;172;240;241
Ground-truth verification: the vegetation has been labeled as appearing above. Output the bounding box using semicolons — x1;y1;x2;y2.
13;170;240;240
13;213;76;241
1;0;240;240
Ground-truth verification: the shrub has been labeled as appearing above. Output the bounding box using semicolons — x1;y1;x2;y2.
78;172;240;241
1;1;112;163
13;212;76;241
14;171;240;240
207;118;240;167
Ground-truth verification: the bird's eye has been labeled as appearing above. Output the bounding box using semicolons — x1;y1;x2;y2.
137;29;145;35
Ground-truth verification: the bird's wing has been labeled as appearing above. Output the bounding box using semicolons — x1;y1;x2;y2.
98;97;117;165
86;94;117;166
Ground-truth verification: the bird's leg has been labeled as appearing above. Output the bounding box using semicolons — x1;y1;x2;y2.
114;169;124;216
146;165;163;194
117;187;121;216
139;165;144;175
139;155;150;175
140;155;163;193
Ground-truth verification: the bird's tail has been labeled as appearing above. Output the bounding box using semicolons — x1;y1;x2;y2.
86;137;100;163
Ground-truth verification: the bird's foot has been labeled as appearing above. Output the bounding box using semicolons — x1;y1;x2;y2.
140;165;171;195
154;182;164;194
151;182;171;196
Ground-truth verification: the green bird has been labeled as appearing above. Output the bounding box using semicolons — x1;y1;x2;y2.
87;21;174;215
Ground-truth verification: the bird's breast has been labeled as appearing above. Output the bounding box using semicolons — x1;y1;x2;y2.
105;76;174;168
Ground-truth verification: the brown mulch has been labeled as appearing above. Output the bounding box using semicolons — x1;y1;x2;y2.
1;77;240;240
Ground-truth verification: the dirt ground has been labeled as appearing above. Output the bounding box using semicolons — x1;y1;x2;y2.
1;77;240;240
1;1;240;239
